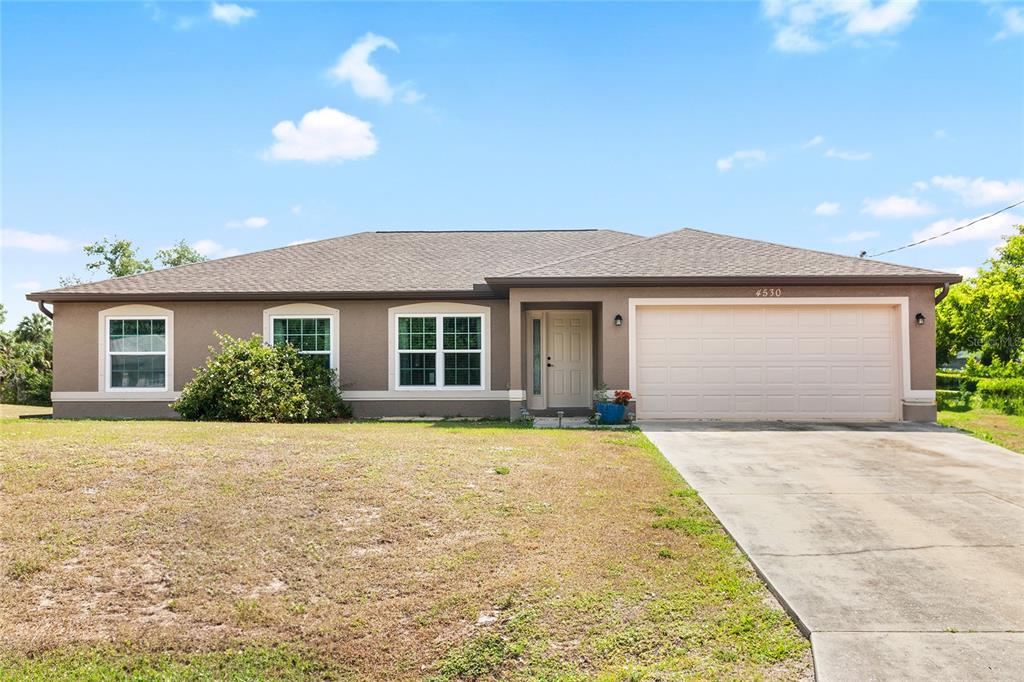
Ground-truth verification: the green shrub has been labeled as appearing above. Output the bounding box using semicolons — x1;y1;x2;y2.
935;390;967;411
173;333;349;422
975;378;1024;415
965;356;1024;379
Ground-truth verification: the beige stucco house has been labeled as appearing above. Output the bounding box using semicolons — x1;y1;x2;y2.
27;228;960;422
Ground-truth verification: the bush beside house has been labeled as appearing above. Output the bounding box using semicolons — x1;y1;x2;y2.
173;333;349;422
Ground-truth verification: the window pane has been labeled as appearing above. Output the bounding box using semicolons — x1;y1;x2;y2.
272;317;331;364
532;318;542;395
444;352;481;386
110;317;166;353
442;316;481;351
398;317;436;351
399;352;436;386
110;354;166;388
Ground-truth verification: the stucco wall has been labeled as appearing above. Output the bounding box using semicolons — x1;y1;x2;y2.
52;299;511;394
508;284;939;419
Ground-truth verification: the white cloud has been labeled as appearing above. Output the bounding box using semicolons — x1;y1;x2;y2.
763;0;919;53
813;201;841;216
401;88;426;104
944;266;978;280
0;228;73;252
290;204;303;216
14;280;41;291
193;239;240;258
327;32;422;104
912;180;929;191
830;230;880;243
995;6;1024;40
264;107;378;163
716;149;767;172
930;175;1024;206
803;134;825;147
825;147;872;161
225;216;269;229
910;212;1021;247
287;238;316;246
933;129;948;139
845;0;917;35
210;2;256;26
862;195;936;218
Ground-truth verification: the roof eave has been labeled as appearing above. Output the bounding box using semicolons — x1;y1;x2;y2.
485;273;963;290
26;288;502;303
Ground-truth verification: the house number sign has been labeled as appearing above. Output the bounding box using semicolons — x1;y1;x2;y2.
754;288;783;297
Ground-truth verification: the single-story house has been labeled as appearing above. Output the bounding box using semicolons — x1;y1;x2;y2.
27;228;961;422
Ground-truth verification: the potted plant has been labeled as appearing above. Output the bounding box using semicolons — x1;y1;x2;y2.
593;387;632;425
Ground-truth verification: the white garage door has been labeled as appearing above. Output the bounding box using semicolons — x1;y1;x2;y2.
635;305;900;420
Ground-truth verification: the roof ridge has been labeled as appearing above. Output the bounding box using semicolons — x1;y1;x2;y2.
375;228;609;234
495;232;648;277
677;227;953;276
498;227;708;277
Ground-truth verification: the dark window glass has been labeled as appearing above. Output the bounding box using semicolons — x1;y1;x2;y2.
443;352;481;386
399;353;436;386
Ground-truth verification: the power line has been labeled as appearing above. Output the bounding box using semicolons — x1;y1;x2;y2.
865;198;1024;258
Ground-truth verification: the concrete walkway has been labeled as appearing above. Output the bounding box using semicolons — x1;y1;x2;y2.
640;421;1024;682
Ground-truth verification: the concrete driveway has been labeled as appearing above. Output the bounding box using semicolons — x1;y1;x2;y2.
640;421;1024;682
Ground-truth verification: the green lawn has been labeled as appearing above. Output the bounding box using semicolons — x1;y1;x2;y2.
938;407;1024;454
0;419;810;681
0;404;51;419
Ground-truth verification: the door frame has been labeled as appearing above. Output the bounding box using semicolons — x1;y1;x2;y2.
526;309;593;411
627;296;923;420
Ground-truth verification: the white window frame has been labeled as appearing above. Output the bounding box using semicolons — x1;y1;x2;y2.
105;315;169;392
395;313;485;390
262;303;341;373
268;315;335;369
388;302;490;393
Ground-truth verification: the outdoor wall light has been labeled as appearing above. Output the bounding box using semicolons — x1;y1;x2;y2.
614;314;623;327
915;312;926;325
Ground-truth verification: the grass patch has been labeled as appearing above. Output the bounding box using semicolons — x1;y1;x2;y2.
0;420;809;680
0;404;51;419
0;646;335;682
939;408;1024;454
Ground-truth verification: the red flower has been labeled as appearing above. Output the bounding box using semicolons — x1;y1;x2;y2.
613;390;633;406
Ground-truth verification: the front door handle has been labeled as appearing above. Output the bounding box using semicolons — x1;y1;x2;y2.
546;362;553;367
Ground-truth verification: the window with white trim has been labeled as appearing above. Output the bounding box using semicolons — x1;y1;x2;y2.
271;316;333;369
397;314;483;387
107;317;167;389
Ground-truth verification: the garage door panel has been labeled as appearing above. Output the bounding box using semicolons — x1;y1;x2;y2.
636;305;899;421
862;366;894;384
799;366;829;384
798;337;829;354
734;367;763;384
766;338;796;354
734;338;766;354
863;337;893;355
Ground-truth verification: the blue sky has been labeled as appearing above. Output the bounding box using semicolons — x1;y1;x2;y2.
2;1;1022;325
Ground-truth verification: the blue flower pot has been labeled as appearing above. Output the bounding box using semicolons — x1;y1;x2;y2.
594;402;626;425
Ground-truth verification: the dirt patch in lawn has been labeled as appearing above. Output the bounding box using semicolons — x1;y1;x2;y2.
0;420;810;680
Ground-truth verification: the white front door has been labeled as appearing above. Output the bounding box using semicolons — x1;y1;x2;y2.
546;311;591;408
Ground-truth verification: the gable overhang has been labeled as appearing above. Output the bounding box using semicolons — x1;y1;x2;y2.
485;274;962;291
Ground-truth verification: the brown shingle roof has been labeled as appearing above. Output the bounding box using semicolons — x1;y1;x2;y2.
28;229;642;301
28;228;960;302
487;228;959;284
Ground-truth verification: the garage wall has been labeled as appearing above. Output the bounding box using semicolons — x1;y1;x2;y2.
508;284;938;412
